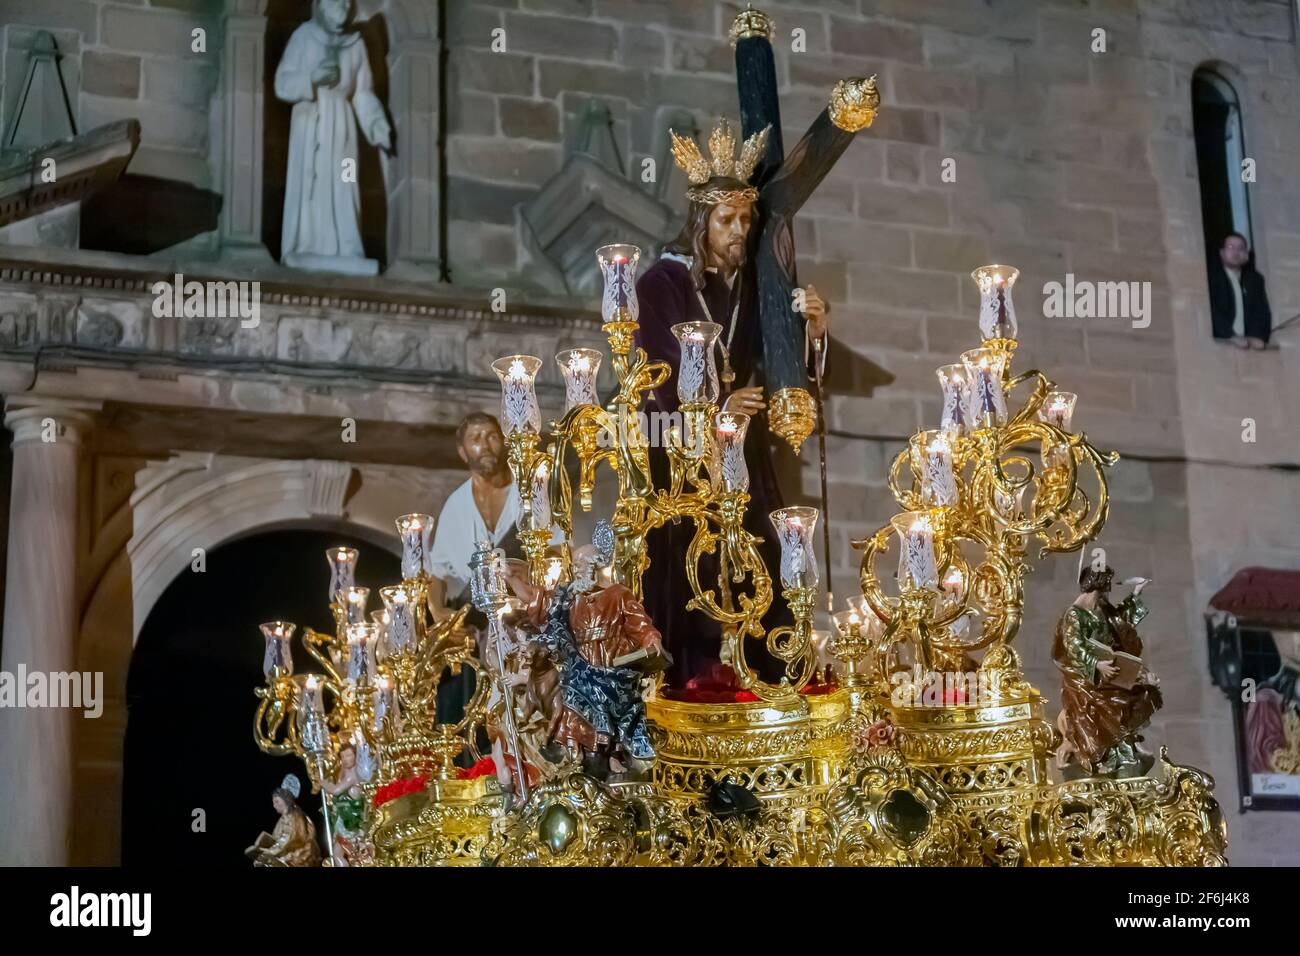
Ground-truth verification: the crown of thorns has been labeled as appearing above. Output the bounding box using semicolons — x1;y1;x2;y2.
670;118;769;204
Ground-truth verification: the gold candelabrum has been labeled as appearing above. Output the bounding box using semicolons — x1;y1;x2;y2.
253;530;504;865
491;243;822;703
849;265;1115;697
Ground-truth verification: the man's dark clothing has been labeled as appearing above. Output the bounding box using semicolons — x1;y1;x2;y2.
1208;259;1272;343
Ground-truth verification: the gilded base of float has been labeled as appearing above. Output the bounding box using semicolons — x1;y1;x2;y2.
887;689;1227;866
646;692;850;807
370;775;507;867
372;691;1227;867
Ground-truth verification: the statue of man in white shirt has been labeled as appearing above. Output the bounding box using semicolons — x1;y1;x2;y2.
429;413;520;620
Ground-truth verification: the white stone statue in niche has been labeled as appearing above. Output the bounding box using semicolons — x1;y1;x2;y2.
275;0;392;276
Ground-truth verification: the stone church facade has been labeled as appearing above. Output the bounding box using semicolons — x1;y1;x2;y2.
0;0;1296;864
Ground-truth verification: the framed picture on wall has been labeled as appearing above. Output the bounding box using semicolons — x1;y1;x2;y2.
1207;568;1300;812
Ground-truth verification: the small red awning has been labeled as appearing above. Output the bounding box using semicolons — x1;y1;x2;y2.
1208;566;1300;628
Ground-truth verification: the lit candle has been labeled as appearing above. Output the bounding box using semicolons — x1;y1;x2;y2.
672;321;722;405
960;347;1008;429
380;585;415;655
1038;390;1078;469
353;729;377;782
556;348;602;411
345;623;377;687
770;506;820;590
892;513;939;591
911;430;959;507
596;244;641;325
343;586;370;625
325;547;358;607
940;566;965;603
491;355;543;436
298;675;328;753
395;513;434;581
529;458;553;529
712;411;750;493
544;555;564;590
971;264;1019;341
936;365;970;438
259;621;295;681
303;674;322;707
373;676;398;734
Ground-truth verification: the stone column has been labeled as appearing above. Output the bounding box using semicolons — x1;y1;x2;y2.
219;0;271;259
385;19;442;279
0;400;97;865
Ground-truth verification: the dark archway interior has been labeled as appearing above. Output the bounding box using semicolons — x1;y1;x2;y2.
121;528;399;867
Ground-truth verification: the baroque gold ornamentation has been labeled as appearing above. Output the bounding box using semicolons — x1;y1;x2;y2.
729;5;776;46
669;119;769;203
768;386;816;454
829;76;881;132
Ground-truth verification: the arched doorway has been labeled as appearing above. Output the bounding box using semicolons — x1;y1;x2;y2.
121;528;400;867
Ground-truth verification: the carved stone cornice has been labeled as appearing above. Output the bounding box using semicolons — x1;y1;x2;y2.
0;253;600;330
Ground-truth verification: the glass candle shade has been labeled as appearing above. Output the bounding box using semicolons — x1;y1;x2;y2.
939;565;966;608
846;595;886;643
971;264;1019;341
596;244;641;325
260;621;295;681
325;546;358;607
1038;390;1078;468
395;513;434;581
353;729;377;783
380;585;416;655
369;609;391;660
960;347;1009;429
810;628;834;675
343;586;370;625
298;675;328;752
373;676;399;734
492;355;543;437
543;555;565;590
711;411;750;493
910;430;960;508
526;458;553;530
672;321;723;405
831;608;860;638
345;623;378;687
301;675;326;715
770;506;820;590
556;348;602;411
936;365;971;439
892;513;939;591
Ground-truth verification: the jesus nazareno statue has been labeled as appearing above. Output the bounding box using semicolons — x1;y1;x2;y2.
274;0;392;276
633;8;878;690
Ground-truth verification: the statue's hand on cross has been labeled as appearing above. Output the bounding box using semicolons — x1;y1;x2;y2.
801;284;830;341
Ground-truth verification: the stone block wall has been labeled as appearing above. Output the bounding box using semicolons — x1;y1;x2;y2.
0;0;222;188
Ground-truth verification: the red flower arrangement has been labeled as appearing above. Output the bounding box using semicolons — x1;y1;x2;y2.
664;662;842;704
373;774;428;808
457;756;498;780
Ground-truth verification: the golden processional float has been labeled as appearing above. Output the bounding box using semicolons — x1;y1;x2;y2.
251;250;1228;867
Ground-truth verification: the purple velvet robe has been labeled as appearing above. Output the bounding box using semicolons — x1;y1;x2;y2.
634;254;811;686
